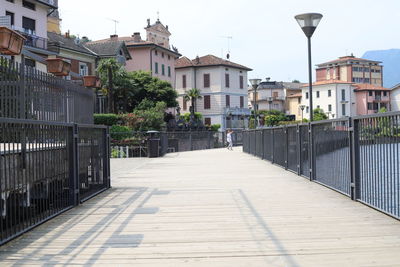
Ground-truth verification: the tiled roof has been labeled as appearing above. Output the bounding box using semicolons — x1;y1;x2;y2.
47;32;97;56
317;55;381;67
175;54;252;71
301;80;353;87
354;83;390;91
85;41;132;60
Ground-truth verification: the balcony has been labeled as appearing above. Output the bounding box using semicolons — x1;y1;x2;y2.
258;96;285;102
11;26;47;50
368;95;390;103
224;107;251;116
35;0;58;8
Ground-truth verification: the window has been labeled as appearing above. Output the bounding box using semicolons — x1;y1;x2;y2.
25;58;35;68
367;103;374;110
316;91;320;98
154;62;158;74
305;92;309;99
240;96;244;108
5;11;14;26
225;73;230;88
6;0;14;2
23;0;35;10
342;104;346;116
183;98;187;110
368;91;373;96
204;95;211;109
204;74;210;88
383;91;387;96
168;55;170;60
298;98;301;104
162;52;164;58
182;75;187;88
204;118;211;126
155;50;158;56
328;90;331;97
239;76;244;89
341;89;345;101
79;62;88;76
306;107;309;113
22;17;35;33
328;104;332;112
168;66;171;77
226;95;230;107
161;64;165;75
317;105;320;109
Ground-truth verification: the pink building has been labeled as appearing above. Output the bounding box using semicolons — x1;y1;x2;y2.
354;84;390;115
88;19;180;87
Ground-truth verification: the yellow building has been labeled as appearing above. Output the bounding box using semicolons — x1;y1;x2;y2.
286;93;303;121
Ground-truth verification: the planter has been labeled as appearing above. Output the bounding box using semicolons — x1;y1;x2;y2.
83;75;97;87
46;58;71;76
0;27;26;55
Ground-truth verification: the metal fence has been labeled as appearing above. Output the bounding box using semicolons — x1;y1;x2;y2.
0;118;110;245
243;112;400;220
0;56;94;124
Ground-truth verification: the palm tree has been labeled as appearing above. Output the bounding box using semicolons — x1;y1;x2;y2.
97;58;122;113
183;88;202;117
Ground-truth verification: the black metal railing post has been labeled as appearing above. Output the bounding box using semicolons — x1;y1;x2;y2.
309;122;314;181
271;129;275;164
350;117;361;201
284;126;288;170
297;124;301;175
68;123;80;206
104;126;111;189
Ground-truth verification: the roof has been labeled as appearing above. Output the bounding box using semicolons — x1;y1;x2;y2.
287;93;302;98
175;55;252;71
35;0;57;9
258;81;284;90
302;80;353;87
282;82;306;90
354;83;390;91
47;32;97;57
145;19;171;35
317;55;381;67
85;41;131;59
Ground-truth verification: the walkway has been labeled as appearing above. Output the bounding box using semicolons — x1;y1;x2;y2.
1;149;399;266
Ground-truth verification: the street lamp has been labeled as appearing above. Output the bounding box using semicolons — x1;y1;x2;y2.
299;104;306;121
249;78;261;128
295;13;323;121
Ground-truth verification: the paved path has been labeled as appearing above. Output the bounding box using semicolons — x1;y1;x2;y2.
1;148;399;266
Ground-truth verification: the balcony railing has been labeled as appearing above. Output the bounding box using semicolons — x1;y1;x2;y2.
11;25;47;50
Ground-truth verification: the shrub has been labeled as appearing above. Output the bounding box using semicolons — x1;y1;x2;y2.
110;125;132;140
111;148;126;158
182;112;203;122
94;113;119;126
210;124;221;132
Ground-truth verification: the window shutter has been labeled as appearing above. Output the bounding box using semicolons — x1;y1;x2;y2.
204;95;211;109
204;74;210;88
183;98;187;110
182;75;186;88
239;76;244;89
240;96;244;108
226;95;230;107
205;118;211;126
225;74;230;88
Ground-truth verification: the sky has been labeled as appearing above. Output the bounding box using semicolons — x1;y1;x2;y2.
59;0;400;83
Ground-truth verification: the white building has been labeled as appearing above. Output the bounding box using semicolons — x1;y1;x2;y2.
391;84;400;111
248;80;286;112
175;55;252;130
300;80;357;120
0;0;58;71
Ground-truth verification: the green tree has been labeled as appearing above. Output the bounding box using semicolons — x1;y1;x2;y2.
183;88;202;117
133;102;167;131
97;58;123;113
313;108;328;121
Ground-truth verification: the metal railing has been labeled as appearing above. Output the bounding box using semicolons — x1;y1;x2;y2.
243;112;400;219
0;56;94;124
0;118;110;245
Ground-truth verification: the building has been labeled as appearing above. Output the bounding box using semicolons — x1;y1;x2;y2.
0;0;59;72
316;54;383;86
88;18;180;87
286;93;303;120
301;80;356;120
47;0;60;34
175;55;252;130
391;84;400;111
85;37;131;64
47;31;97;80
248;80;285;112
354;84;391;114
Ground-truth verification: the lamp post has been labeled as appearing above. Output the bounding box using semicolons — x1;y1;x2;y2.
299;104;306;121
295;13;323;121
249;78;261;128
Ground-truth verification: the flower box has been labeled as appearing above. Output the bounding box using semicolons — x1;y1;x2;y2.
46;58;71;76
83;75;97;87
0;27;26;55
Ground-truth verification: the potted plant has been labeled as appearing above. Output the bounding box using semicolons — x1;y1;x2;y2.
83;75;97;87
0;27;26;55
46;58;71;76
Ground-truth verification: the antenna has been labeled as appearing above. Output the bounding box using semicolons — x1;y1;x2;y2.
219;36;233;60
107;18;119;35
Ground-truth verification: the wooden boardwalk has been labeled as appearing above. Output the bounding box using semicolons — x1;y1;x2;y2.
1;148;399;266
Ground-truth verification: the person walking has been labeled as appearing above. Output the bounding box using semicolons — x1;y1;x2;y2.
226;129;233;150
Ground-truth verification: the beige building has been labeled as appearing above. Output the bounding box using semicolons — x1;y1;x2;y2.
286;93;303;120
175;55;252;130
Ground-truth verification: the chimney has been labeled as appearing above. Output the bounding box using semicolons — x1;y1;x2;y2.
166;25;169;31
65;30;70;38
132;32;141;42
195;56;200;64
147;18;150;27
110;34;118;41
